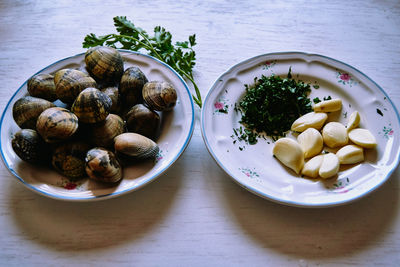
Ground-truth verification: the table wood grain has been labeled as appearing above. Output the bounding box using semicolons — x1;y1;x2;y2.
0;0;399;266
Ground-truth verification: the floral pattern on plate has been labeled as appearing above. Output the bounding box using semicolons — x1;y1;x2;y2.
213;98;229;114
327;177;351;194
262;60;276;71
336;70;358;87
239;167;259;178
380;124;394;139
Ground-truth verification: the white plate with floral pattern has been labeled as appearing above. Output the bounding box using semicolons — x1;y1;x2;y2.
201;52;400;207
0;50;194;201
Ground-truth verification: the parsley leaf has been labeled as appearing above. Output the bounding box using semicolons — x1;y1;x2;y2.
83;16;202;108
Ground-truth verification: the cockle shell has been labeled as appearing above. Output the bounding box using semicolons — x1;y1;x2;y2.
27;73;57;101
12;96;56;130
85;46;124;85
142;81;177;111
71;87;112;124
114;132;159;159
54;69;97;104
36;107;79;143
85;147;122;183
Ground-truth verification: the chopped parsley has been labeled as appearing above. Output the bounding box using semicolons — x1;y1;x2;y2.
313;95;332;104
313;97;322;104
234;68;313;143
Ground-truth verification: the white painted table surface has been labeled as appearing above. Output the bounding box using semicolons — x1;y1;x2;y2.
0;1;399;266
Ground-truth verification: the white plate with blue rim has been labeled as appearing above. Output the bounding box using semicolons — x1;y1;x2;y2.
201;52;400;208
0;50;194;201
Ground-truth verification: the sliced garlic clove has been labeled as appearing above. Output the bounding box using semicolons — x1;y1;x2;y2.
301;155;324;178
319;153;340;179
314;98;342;112
348;128;377;148
336;145;364;164
273;137;304;174
291;112;328;132
322;122;348;148
346;111;360;131
297;128;323;158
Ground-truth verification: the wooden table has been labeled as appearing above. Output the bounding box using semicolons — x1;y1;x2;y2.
0;0;399;266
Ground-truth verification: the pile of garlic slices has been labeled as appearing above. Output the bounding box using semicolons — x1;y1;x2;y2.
272;98;377;179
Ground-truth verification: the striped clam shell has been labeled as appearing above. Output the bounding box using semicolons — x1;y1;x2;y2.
27;73;57;101
11;129;50;164
101;86;121;114
142;81;177;111
12;96;56;130
71;87;112;124
36;107;79;143
85;147;122;183
52;141;90;179
119;66;148;109
90;114;125;148
114;132;159;159
85;46;124;85
54;69;97;104
125;104;160;139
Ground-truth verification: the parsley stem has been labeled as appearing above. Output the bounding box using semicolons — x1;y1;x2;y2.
83;17;202;108
174;64;202;108
116;34;163;59
115;34;202;107
134;32;164;61
118;34;202;108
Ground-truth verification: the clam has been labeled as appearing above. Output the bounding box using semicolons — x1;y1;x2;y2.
142;81;177;111
71;87;112;124
126;104;160;139
114;132;159;159
52;141;90;179
12;96;56;130
54;69;97;104
11;129;50;164
85;147;122;183
36;107;79;143
101;86;121;114
90;114;125;148
85;46;124;85
119;66;148;109
27;73;57;101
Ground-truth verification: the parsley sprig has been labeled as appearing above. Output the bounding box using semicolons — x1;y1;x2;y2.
83;16;202;108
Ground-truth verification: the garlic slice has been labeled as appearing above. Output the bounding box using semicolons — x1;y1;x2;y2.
322;122;348;148
348;128;377;148
291;112;328;132
346;111;360;131
319;153;340;179
272;138;304;174
314;98;342;112
297;128;323;158
301;155;324;178
336;145;364;164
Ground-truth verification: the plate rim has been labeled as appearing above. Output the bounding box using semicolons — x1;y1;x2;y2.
0;50;195;201
200;51;400;208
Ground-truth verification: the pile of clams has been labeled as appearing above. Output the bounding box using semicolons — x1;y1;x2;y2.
11;46;177;184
